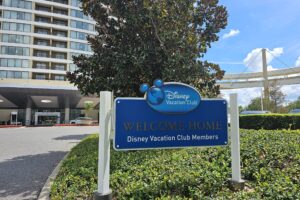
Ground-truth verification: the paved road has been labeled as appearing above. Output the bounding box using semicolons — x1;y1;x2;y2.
0;126;98;200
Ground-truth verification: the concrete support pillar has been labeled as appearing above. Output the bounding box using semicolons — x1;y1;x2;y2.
57;113;61;125
64;96;70;124
34;113;38;126
25;97;32;126
262;48;269;110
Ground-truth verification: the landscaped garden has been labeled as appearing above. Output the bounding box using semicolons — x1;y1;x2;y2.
50;129;300;200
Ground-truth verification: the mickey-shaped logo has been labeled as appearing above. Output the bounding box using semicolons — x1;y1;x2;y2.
140;79;165;105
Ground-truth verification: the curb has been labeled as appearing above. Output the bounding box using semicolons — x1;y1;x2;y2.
0;125;23;128
37;152;70;200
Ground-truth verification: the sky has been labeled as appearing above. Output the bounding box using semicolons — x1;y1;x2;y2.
203;0;300;107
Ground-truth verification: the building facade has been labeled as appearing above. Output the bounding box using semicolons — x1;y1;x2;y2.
0;0;99;126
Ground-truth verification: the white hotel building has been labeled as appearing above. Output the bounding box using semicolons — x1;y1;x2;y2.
0;0;99;125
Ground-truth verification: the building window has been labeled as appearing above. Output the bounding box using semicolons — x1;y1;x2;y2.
2;22;31;32
0;70;29;79
71;0;81;7
3;0;32;9
1;46;29;56
0;71;6;78
69;63;77;72
22;72;29;79
3;11;32;21
70;42;91;51
0;59;29;68
2;34;31;44
71;20;94;31
71;9;89;20
70;31;87;40
14;71;22;79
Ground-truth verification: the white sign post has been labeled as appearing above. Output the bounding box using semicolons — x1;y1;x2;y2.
229;93;245;190
94;91;113;200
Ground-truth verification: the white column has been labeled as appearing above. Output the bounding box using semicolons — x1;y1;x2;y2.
97;91;112;195
230;93;242;182
35;113;38;126
25;97;32;126
57;113;61;124
65;97;70;124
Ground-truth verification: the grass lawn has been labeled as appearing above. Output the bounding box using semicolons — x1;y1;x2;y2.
51;129;300;200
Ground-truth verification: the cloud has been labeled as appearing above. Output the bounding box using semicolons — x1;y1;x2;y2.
222;29;240;39
221;84;300;108
295;56;300;67
221;88;262;107
281;84;300;102
243;48;283;72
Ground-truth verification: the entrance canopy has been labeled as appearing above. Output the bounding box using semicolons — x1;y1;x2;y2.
0;87;99;109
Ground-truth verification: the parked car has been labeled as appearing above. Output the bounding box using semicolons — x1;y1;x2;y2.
70;117;97;125
240;110;271;115
289;109;300;114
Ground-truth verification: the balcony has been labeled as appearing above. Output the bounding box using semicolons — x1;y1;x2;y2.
35;16;51;24
53;7;68;15
46;0;68;5
53;18;68;26
33;61;50;69
52;29;67;37
52;52;67;59
35;27;51;35
34;38;51;46
33;50;50;58
52;41;67;48
51;74;66;81
51;63;66;71
32;73;49;80
35;4;51;12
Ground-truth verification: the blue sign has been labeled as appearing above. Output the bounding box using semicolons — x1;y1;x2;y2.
114;97;228;151
139;80;201;114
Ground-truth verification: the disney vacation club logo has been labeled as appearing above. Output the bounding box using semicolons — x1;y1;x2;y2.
139;79;199;107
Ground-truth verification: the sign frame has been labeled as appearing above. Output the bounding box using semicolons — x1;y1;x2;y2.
113;97;228;151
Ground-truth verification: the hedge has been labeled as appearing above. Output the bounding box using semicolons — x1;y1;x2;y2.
51;130;300;200
240;114;300;130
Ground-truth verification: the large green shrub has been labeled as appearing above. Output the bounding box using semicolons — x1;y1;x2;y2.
51;130;300;199
240;114;300;130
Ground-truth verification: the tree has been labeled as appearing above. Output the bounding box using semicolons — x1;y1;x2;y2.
238;105;244;113
269;81;286;113
84;101;94;117
286;97;300;111
245;97;262;111
67;0;228;97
